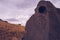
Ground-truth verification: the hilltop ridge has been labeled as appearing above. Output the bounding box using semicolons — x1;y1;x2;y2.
0;19;25;40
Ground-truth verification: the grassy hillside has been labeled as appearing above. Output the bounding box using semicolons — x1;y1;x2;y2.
0;19;25;40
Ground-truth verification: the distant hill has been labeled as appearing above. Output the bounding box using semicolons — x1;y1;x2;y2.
0;19;25;40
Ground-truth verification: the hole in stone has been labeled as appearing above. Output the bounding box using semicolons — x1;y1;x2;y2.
39;6;46;13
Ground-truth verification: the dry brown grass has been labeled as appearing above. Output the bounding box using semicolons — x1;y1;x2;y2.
0;19;25;40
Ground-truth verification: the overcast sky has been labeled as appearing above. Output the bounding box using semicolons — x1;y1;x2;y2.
0;0;60;26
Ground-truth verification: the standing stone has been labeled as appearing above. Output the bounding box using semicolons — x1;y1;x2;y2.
23;1;60;40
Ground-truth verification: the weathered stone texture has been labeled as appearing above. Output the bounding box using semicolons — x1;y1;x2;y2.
23;1;60;40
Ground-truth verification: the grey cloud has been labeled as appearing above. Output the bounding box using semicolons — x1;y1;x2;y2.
15;0;40;9
5;18;19;22
0;0;40;9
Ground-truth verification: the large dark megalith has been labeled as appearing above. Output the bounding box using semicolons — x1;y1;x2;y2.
23;1;60;40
